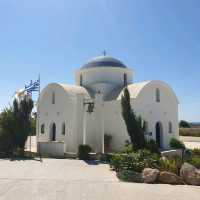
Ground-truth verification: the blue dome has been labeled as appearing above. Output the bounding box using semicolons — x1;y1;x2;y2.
81;56;127;69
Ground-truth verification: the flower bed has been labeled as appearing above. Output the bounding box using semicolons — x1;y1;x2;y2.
109;148;200;185
110;149;160;173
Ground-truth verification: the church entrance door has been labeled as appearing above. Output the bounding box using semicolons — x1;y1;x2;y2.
156;122;162;148
52;123;56;141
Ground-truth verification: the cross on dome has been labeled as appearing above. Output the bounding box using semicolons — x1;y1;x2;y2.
102;50;106;56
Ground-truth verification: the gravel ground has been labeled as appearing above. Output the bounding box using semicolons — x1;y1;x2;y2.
0;158;199;200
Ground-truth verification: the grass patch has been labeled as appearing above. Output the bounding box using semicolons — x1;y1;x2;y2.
189;156;200;168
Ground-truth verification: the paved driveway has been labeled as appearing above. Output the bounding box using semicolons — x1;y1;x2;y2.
0;159;199;200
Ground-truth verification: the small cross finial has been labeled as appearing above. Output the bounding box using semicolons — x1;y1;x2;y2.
102;50;106;56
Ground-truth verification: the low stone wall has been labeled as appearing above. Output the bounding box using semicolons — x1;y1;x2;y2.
38;141;65;158
180;136;200;142
64;152;77;159
161;149;183;159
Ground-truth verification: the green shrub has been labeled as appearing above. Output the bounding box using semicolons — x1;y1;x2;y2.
104;153;114;163
122;142;133;154
123;139;160;154
117;170;143;183
183;149;192;161
159;156;182;175
0;99;33;156
110;149;160;173
78;144;92;160
110;153;125;171
179;120;191;128
185;148;200;168
170;138;185;149
0;130;15;155
189;156;200;168
145;139;160;154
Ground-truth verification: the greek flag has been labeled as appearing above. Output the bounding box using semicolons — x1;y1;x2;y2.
25;78;40;94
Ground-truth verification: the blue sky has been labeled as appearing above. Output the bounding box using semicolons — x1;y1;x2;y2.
0;0;199;121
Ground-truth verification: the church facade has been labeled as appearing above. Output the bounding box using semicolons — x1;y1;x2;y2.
37;56;179;156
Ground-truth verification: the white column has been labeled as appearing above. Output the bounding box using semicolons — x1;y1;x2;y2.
36;101;40;153
101;102;105;153
83;107;87;145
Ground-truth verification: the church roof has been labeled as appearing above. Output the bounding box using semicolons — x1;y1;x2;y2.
60;84;90;97
117;80;179;103
39;83;91;101
81;56;127;69
120;81;151;99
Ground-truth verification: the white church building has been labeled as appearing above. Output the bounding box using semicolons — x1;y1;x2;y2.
37;55;179;156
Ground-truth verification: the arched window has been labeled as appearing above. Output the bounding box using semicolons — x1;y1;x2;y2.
123;73;127;86
155;122;163;148
62;122;65;135
168;122;173;133
41;124;45;134
80;74;83;86
52;92;55;104
156;88;160;102
143;121;149;133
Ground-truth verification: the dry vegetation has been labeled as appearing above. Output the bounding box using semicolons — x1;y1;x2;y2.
179;128;200;137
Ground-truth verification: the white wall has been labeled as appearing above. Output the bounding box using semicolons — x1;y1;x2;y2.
82;93;104;153
134;81;179;149
37;83;87;153
38;142;65;157
103;100;129;151
102;81;179;151
37;80;179;154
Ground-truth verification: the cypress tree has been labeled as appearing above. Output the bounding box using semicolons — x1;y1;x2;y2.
0;98;33;155
121;88;146;150
14;98;33;151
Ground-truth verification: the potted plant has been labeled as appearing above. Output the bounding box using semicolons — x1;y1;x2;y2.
104;134;112;153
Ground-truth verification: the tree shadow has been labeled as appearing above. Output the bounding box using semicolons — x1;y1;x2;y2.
9;156;43;162
0;156;43;162
84;160;107;165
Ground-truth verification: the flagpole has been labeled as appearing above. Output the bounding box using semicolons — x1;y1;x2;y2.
37;74;41;160
23;77;40;156
30;92;33;153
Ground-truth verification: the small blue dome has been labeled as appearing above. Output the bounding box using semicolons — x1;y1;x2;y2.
81;56;127;69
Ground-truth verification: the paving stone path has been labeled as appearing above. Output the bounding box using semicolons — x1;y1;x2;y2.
0;159;199;200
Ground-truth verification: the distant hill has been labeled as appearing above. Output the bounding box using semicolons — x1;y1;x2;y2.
190;122;200;128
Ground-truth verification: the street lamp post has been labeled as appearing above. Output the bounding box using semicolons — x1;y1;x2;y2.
83;93;105;153
101;102;105;154
83;101;94;145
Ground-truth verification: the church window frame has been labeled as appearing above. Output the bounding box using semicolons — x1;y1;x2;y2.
123;73;127;86
144;121;149;133
62;122;66;135
168;121;173;133
156;88;160;102
80;74;83;86
52;92;55;104
41;124;45;134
